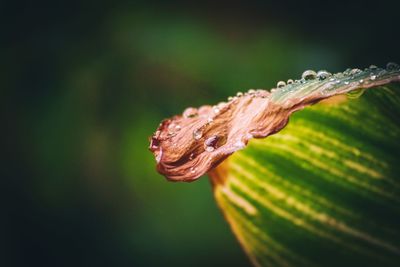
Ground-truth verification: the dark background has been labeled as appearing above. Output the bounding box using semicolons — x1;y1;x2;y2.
3;1;400;266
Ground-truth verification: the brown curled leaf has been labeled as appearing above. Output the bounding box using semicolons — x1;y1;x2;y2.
149;66;400;182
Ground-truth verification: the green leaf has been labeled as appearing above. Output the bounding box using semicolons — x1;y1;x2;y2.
210;82;400;267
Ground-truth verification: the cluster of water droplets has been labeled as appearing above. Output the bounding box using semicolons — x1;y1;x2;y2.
269;62;399;102
181;100;232;154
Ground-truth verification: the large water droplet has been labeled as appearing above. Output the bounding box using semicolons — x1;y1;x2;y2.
302;70;317;80
193;129;203;140
287;79;294;84
276;81;286;88
236;92;243;97
204;135;220;152
386;62;399;71
370;75;377;81
317;70;332;80
183;107;198;118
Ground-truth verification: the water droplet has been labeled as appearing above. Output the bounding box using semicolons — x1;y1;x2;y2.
193;129;203;140
350;68;361;75
236;92;243;97
317;70;332;80
213;106;220;114
205;146;214;152
359;79;364;84
343;68;351;75
276;81;286;88
228;96;238;103
329;78;336;82
168;123;177;136
302;70;317;80
344;81;350;85
386;62;399;71
189;153;195;160
175;125;181;131
207;117;214;123
204;135;219;152
370;75;377;80
190;167;196;174
369;65;378;70
270;88;277;93
183;107;198;118
287;79;294;84
248;89;256;94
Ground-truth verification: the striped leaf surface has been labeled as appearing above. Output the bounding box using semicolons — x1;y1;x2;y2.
210;85;400;267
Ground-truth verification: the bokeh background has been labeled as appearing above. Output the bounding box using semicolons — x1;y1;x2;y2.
3;1;400;266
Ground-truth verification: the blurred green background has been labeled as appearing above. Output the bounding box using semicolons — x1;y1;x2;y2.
3;1;400;266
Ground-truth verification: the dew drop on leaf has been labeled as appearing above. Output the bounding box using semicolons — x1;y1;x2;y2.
317;70;332;80
302;70;317;80
204;135;219;152
386;62;399;71
193;129;203;140
183;107;198;118
277;81;286;88
350;68;361;75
